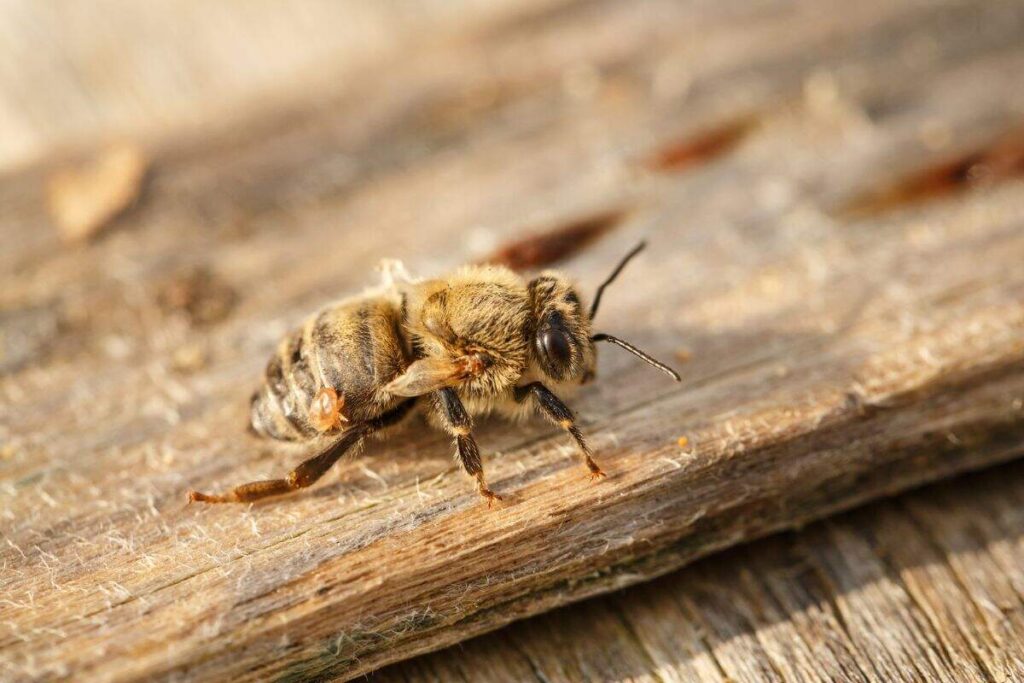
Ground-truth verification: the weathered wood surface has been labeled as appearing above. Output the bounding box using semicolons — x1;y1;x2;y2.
378;460;1024;683
3;0;1024;681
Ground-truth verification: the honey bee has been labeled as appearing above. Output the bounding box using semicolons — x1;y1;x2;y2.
188;243;680;506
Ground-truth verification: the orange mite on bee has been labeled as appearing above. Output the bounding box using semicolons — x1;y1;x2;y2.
188;242;680;507
309;387;347;432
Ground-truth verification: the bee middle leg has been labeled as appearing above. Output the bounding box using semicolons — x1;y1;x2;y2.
432;387;501;506
189;399;416;504
514;382;605;479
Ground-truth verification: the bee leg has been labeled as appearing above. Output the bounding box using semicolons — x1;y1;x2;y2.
189;399;416;504
432;387;501;506
514;382;605;479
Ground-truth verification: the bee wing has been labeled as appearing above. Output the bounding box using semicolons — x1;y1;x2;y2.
386;357;466;397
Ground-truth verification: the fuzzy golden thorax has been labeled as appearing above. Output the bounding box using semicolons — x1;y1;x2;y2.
402;265;532;398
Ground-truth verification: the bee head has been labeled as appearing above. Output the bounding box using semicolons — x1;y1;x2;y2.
530;242;682;385
527;274;596;383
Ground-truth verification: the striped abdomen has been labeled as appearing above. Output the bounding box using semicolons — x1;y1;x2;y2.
249;294;410;441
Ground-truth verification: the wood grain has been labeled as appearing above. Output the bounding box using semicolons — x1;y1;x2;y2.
378;461;1024;683
2;0;1024;680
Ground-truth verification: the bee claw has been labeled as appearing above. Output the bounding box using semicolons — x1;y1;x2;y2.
588;468;607;481
188;489;230;504
479;488;503;508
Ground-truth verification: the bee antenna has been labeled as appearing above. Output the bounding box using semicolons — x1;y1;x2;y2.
591;333;681;382
589;241;647;320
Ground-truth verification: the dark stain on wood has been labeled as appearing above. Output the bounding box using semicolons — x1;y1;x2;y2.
842;125;1024;216
481;208;627;271
644;118;757;173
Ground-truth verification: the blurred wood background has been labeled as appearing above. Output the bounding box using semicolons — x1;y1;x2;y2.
2;0;1024;681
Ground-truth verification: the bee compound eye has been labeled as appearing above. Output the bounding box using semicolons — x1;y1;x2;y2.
539;327;573;370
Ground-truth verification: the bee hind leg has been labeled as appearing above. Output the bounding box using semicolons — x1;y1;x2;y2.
188;425;370;504
189;399;416;504
513;382;605;479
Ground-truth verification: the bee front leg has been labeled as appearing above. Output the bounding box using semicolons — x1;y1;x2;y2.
514;382;605;479
432;387;502;506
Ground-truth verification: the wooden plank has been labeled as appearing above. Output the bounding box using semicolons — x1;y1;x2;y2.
378;462;1024;683
3;0;1024;680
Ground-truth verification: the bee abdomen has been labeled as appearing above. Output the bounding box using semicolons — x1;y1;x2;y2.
249;328;318;441
248;296;409;441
